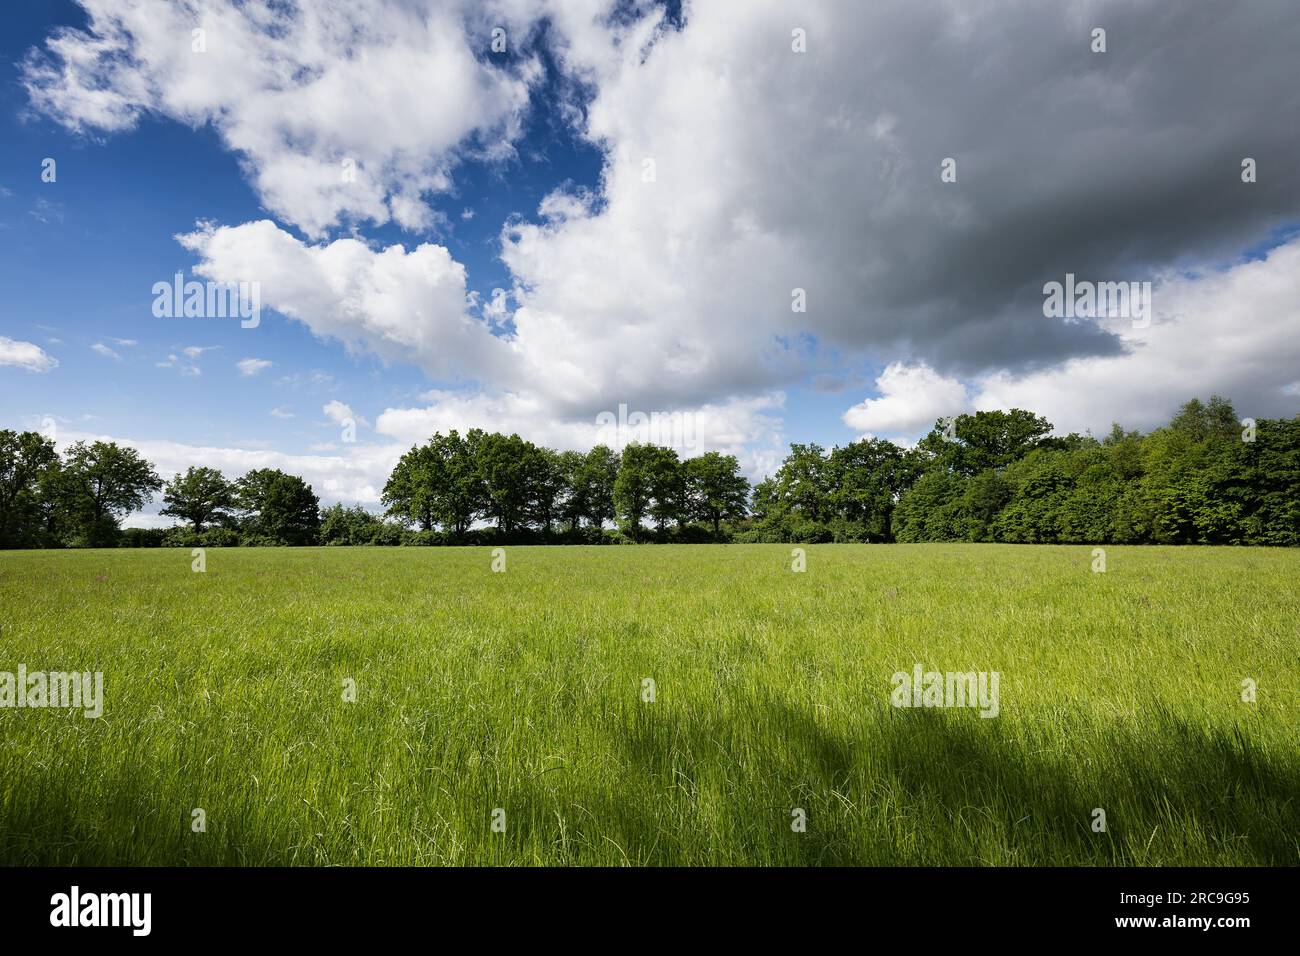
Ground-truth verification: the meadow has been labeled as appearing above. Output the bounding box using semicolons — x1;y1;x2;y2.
0;544;1296;866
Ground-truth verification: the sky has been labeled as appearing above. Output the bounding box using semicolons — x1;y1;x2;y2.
1;0;1298;526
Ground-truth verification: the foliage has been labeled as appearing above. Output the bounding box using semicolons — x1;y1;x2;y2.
56;441;163;547
0;430;59;549
1;395;1297;549
235;469;321;545
159;466;237;532
754;397;1299;547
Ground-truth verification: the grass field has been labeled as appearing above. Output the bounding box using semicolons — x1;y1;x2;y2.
0;544;1296;866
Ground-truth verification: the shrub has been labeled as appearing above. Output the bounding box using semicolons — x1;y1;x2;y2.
161;527;201;548
368;523;405;546
400;529;443;547
119;527;167;548
199;527;242;548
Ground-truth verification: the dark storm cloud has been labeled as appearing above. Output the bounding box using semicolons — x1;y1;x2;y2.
749;0;1300;376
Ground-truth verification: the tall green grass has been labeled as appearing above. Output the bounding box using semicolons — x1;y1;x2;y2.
0;544;1295;865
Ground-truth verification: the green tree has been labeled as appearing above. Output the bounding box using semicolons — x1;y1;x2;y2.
382;442;439;531
237;469;320;545
438;429;486;535
959;469;1013;540
943;409;1055;476
684;451;749;538
1137;399;1242;544
581;445;620;530
159;466;236;532
60;440;162;546
893;469;968;542
556;449;588;532
774;443;831;520
387;431;484;535
614;443;656;540
827;438;906;540
526;445;566;534
1169;395;1239;444
0;430;59;548
477;432;535;534
647;446;685;533
1238;416;1300;545
320;504;387;545
748;475;782;525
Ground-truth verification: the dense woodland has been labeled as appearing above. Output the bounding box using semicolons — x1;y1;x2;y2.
1;396;1296;549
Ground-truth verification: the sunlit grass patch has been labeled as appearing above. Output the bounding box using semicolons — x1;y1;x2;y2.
0;544;1296;865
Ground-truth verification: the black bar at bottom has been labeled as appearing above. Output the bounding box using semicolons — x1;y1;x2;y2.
0;866;1287;941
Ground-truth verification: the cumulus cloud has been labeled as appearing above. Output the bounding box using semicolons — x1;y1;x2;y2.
23;0;542;236
497;0;1300;416
0;336;58;372
841;238;1300;441
322;400;358;425
970;237;1300;434
179;220;509;382
90;342;120;360
22;1;1300;473
843;363;969;442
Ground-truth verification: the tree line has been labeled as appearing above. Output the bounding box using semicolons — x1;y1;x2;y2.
1;395;1296;549
0;437;321;549
752;397;1299;546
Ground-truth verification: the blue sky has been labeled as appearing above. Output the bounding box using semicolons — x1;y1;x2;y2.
1;1;614;455
0;0;854;471
2;1;1298;521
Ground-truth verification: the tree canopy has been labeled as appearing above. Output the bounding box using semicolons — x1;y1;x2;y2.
2;395;1296;549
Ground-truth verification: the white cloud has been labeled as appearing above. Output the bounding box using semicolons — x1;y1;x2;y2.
970;240;1300;433
840;241;1300;441
90;342;120;360
842;363;969;442
23;1;1300;471
322;400;356;425
236;357;272;376
23;0;540;237
179;220;508;382
375;389;787;478
269;406;295;419
479;287;511;323
0;336;58;372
